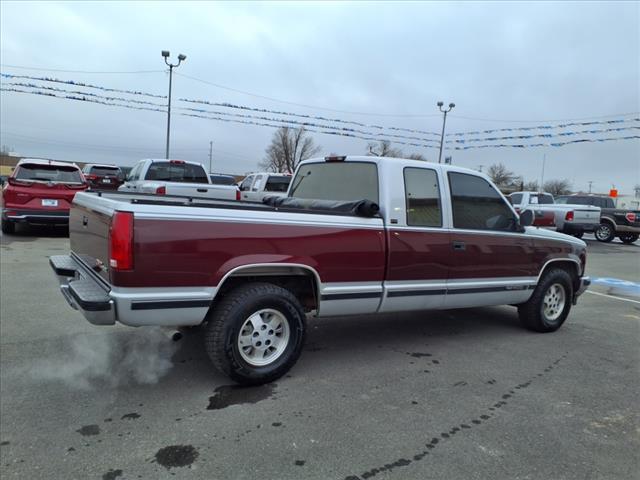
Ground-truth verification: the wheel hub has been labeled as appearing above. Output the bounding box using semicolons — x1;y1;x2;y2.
542;283;566;321
237;308;290;366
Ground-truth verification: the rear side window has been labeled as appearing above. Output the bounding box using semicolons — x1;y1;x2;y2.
289;162;379;203
127;162;143;181
145;162;208;183
509;193;523;205
404;167;441;227
448;172;516;231
15;164;83;184
265;176;291;192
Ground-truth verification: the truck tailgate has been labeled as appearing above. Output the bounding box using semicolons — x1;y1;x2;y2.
572;208;600;223
69;196;113;284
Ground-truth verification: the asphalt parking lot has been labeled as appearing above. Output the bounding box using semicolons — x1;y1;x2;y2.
1;226;638;480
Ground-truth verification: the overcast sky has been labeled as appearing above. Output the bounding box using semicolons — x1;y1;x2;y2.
1;1;638;193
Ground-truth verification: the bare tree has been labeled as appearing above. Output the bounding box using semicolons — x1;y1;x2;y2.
543;179;572;196
366;140;426;160
487;163;515;188
260;127;321;173
523;180;539;191
366;140;403;157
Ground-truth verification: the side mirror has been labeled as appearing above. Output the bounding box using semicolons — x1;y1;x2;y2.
519;209;534;228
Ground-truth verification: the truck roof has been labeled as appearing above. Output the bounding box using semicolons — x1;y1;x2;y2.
299;155;489;177
85;163;121;169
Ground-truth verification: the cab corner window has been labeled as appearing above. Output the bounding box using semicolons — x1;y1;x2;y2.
448;172;516;231
404;167;442;227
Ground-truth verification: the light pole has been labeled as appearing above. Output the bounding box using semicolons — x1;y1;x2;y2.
161;50;186;159
437;101;455;164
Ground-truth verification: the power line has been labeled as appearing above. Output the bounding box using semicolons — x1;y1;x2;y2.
175;72;443;118
0;63;164;74
450;112;640;123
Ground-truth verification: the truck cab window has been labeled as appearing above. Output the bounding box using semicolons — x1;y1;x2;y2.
509;193;523;205
289;162;379;203
404;167;442;227
448;172;516;231
239;176;254;192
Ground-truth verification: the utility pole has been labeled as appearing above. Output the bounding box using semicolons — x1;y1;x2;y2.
208;141;213;173
540;153;546;191
437;101;455;163
161;50;186;159
477;164;484;172
588;181;593;194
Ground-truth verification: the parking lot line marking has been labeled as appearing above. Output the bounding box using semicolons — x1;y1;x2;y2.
586;290;640;305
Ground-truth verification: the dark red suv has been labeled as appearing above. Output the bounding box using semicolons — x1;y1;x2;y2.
81;164;124;190
1;159;88;234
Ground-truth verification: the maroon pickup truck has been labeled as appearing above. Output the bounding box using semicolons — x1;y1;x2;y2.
50;156;590;384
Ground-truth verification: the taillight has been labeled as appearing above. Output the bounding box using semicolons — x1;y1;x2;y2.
565;211;574;221
109;211;134;271
8;177;33;187
155;186;166;195
236;189;241;201
85;174;98;180
625;212;637;223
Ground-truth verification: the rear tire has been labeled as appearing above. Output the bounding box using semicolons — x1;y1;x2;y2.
595;222;615;242
518;269;573;333
1;218;15;234
204;282;306;385
619;233;639;244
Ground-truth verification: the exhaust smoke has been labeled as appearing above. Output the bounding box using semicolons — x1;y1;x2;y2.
30;327;179;390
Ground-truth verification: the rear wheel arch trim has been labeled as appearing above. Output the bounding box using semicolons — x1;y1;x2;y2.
213;262;322;305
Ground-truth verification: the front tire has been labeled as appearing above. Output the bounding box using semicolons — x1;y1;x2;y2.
595;222;615;242
204;282;306;385
518;269;573;333
619;233;639;244
1;218;15;234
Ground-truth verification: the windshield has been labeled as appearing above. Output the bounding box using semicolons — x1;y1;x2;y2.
289;162;379;203
265;176;291;192
209;175;236;185
15;164;83;184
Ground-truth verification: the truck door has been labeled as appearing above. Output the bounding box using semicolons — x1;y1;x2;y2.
120;161;143;192
444;172;537;308
380;166;450;312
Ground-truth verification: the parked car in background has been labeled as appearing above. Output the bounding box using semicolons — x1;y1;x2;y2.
0;175;7;186
508;191;601;238
556;194;640;244
1;159;88;233
51;156;589;385
239;172;292;202
82;164;124;191
118;159;239;201
209;174;237;185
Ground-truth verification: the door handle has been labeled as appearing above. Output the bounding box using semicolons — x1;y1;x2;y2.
452;241;466;251
197;188;207;193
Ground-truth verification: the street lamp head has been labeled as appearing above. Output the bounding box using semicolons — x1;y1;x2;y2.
437;101;444;107
177;54;187;61
161;50;170;58
449;103;455;109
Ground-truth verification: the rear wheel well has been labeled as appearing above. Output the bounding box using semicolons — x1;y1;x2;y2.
213;267;319;313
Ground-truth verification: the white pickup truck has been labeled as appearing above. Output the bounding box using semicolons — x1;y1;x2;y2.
119;159;239;200
238;172;291;202
508;191;601;238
